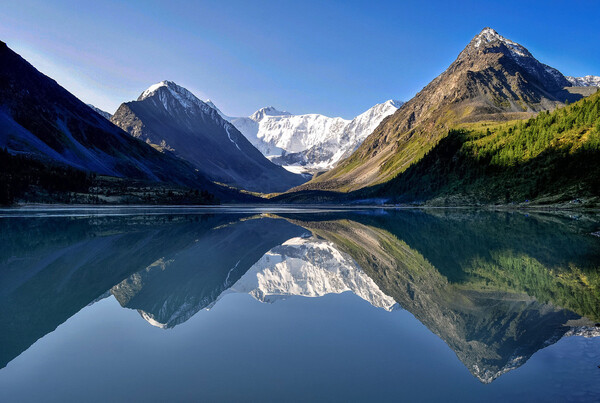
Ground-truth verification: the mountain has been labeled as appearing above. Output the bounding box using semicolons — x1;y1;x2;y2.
0;41;214;190
295;27;584;193
230;107;346;159
270;100;404;172
203;99;229;120
219;236;397;310
208;101;402;173
566;75;600;87
111;81;306;193
373;91;600;205
86;104;112;120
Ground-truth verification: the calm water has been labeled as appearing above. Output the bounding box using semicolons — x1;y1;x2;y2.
1;206;599;402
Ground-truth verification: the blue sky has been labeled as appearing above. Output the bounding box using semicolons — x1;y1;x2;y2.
1;0;599;118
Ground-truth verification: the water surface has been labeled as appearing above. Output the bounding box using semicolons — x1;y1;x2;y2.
1;207;599;402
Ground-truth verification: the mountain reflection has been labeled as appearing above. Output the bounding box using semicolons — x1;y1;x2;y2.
111;217;306;328
219;236;397;310
1;209;599;383
284;210;600;382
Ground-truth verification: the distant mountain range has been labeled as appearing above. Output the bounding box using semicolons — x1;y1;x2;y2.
110;81;306;193
206;100;403;173
566;75;600;87
218;236;397;310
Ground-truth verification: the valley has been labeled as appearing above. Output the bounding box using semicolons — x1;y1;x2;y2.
3;4;600;401
1;28;599;208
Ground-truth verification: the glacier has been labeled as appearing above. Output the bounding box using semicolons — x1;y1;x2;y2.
207;100;403;173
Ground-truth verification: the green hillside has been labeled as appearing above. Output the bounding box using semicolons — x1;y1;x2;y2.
374;90;600;205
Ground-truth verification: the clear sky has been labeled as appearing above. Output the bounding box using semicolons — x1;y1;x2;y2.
1;0;599;119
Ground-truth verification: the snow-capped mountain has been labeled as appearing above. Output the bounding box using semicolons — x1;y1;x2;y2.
0;43;212;188
86;104;112;120
228;106;296;157
207;100;403;173
110;217;306;329
272;100;403;171
566;75;600;87
113;225;396;330
110;81;306;193
218;236;397;310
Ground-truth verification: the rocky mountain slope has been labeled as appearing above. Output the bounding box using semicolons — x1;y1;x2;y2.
0;214;239;368
111;81;306;193
294;28;584;192
111;217;305;328
0;41;216;189
208;100;402;173
112;228;398;329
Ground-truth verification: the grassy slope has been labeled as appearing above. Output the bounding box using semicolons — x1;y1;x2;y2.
369;90;600;205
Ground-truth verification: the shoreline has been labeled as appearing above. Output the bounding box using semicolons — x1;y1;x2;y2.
2;202;600;213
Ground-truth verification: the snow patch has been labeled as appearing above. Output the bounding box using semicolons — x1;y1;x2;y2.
138;81;213;115
226;99;402;169
566;75;600;87
225;126;241;151
473;28;529;58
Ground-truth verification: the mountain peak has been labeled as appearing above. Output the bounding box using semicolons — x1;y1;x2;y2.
138;80;207;111
466;27;530;59
386;99;404;109
474;28;509;46
139;80;174;100
296;28;577;193
475;27;502;41
113;81;306;193
250;106;292;121
459;28;569;92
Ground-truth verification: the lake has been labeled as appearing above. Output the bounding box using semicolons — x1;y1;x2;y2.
0;206;599;402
